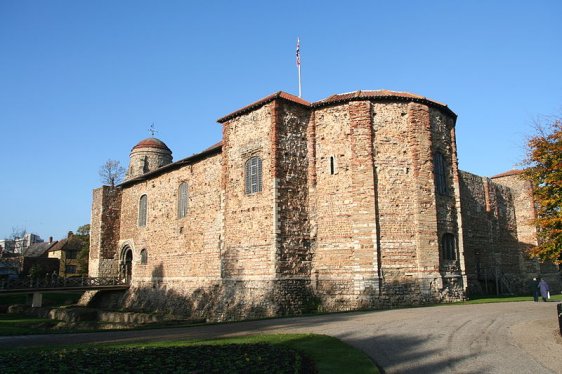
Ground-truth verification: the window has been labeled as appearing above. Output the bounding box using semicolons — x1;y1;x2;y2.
178;182;188;218
140;249;148;265
65;265;77;274
138;194;148;227
434;151;447;195
329;156;336;175
245;156;263;194
442;233;456;260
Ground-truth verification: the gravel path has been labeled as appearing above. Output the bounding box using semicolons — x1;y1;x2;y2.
1;301;561;373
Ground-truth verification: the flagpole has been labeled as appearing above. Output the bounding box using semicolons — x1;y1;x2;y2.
298;64;302;98
296;37;302;98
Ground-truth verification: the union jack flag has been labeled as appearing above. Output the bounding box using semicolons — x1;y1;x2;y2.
296;38;301;67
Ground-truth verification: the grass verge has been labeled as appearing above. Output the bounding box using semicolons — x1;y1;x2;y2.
0;313;59;335
0;291;83;307
0;333;378;374
458;293;562;304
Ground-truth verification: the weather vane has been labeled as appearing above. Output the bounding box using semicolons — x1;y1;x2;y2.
148;123;158;137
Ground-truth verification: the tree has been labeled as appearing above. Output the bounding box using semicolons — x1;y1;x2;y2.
9;227;27;240
75;225;90;275
7;227;27;254
523;117;562;263
99;159;125;187
76;224;90;237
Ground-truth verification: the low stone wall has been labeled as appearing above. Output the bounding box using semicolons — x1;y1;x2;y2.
84;278;318;322
315;276;464;312
85;276;464;322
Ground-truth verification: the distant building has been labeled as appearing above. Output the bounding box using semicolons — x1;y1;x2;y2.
0;237;59;277
21;238;59;276
48;232;86;277
0;233;44;255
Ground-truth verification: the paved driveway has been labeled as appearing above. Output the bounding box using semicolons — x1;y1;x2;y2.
1;302;561;373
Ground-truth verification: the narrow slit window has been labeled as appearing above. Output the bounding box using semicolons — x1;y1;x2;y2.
330;156;336;175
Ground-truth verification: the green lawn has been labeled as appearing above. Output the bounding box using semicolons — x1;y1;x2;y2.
0;334;378;374
0;291;83;307
0;314;59;335
458;293;562;304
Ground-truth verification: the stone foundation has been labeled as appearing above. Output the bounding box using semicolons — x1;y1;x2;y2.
85;275;465;322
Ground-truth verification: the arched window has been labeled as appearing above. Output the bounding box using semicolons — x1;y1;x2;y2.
178;182;188;218
138;194;148;227
434;151;447;195
245;156;262;194
442;233;456;260
140;249;148;265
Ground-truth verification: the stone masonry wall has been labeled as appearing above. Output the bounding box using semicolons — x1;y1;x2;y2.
118;153;222;284
492;174;560;293
430;107;463;295
407;103;441;292
373;102;418;280
348;101;380;303
459;171;540;295
89;186;122;277
310;103;356;309
221;104;276;279
274;101;312;277
310;101;463;310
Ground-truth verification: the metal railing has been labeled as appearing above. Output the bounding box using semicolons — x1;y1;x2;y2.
0;275;129;292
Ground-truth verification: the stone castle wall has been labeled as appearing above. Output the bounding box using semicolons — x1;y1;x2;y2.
118;153;223;282
307;100;463;311
458;171;552;295
310;101;356;308
274;100;312;277
88;93;558;322
89;186;122;277
429;107;464;297
492;173;560;292
221;103;276;279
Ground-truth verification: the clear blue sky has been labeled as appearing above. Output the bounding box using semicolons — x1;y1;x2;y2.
1;1;560;241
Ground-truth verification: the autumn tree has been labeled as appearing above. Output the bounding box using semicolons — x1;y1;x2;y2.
99;159;126;187
523;117;562;263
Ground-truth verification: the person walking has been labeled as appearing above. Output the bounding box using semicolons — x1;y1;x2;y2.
537;277;550;302
530;277;539;302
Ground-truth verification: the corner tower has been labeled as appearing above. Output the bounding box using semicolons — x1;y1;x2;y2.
125;138;173;180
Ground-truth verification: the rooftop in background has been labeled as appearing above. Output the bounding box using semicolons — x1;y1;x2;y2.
23;241;59;258
491;169;524;179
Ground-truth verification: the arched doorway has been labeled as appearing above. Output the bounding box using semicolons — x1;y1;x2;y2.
120;246;133;282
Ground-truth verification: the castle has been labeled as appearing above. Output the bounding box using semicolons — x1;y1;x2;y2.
88;90;560;320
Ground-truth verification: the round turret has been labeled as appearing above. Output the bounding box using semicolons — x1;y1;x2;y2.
126;137;172;180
